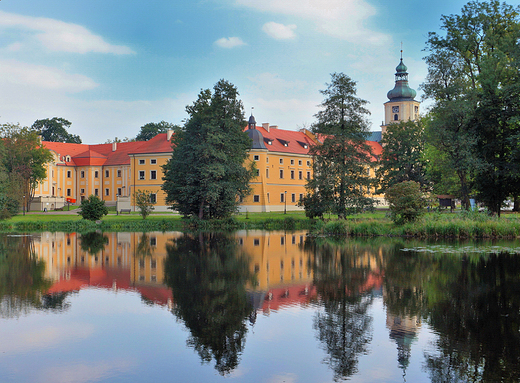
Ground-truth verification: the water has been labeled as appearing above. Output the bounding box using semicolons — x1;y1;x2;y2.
1;231;519;382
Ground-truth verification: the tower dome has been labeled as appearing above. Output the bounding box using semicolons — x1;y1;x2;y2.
387;58;417;101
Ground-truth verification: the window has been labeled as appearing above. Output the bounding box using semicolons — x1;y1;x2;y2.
94;171;99;178
151;259;157;269
150;237;157;246
299;193;303;201
253;195;260;202
266;168;269;178
279;169;284;179
81;171;85;178
150;159;157;165
150;194;157;203
280;193;285;203
105;188;109;196
139;171;145;180
298;160;302;166
307;171;311;179
266;157;269;163
299;171;303;180
254;155;259;161
290;170;295;179
117;188;122;196
105;170;109;177
254;239;260;246
255;169;259;177
150;170;157;180
306;160;311;166
80;188;85;194
67;170;71;178
267;193;270;203
94;189;99;196
117;170;122;177
139;159;145;165
291;193;296;203
279;158;283;164
281;237;285;246
290;159;294;165
394;114;399;121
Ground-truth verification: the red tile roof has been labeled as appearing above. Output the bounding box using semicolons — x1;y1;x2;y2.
128;133;173;155
246;126;314;155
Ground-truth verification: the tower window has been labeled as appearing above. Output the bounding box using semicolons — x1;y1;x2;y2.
394;114;399;121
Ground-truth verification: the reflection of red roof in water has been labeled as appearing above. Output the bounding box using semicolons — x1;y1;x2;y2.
46;267;172;306
262;271;383;312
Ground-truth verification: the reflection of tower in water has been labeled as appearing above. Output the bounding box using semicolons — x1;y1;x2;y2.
386;312;421;381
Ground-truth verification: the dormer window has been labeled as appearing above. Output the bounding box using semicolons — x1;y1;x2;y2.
264;137;273;145
297;141;309;149
277;138;289;147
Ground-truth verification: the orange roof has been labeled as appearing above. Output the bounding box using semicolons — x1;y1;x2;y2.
246;125;315;155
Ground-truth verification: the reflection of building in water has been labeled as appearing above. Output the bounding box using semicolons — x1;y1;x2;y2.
385;311;421;376
32;231;319;313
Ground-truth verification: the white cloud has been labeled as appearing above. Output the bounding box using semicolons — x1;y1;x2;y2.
262;22;297;40
0;10;135;55
0;59;98;92
236;0;390;44
214;36;247;48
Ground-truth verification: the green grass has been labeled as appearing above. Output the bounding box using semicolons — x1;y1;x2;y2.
3;209;520;238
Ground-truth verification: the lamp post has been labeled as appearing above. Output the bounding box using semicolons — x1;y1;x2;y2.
284;191;287;214
23;195;25;216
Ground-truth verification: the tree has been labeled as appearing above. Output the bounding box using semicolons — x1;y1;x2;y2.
31;117;81;143
377;120;427;192
80;231;108;255
0;123;53;212
162;80;254;219
135;121;179;141
133;190;155;219
302;73;375;219
77;195;108;221
422;1;520;215
385;181;428;225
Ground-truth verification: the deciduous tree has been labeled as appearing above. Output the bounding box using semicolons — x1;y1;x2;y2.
162;80;254;219
32;117;81;143
135;121;179;141
377;120;427;192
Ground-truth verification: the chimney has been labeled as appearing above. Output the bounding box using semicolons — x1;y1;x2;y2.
112;142;117;152
167;129;173;141
270;125;278;130
262;123;269;133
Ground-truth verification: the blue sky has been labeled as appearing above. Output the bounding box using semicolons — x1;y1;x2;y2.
1;0;518;143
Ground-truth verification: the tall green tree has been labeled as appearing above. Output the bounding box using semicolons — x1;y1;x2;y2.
0;123;53;212
162;80;254;219
32;117;82;143
376;120;427;192
302;73;375;219
135;121;179;141
423;1;520;214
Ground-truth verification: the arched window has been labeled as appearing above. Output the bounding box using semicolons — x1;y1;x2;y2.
394;114;399;121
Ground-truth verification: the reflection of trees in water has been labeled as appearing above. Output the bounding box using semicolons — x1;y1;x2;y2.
0;234;53;318
423;253;520;382
135;232;154;258
307;239;380;381
80;231;108;255
164;233;253;375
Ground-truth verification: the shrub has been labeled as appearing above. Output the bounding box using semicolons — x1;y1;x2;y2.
78;195;108;221
133;190;155;219
0;194;19;220
385;181;427;225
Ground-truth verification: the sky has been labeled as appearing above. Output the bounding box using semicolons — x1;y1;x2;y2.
1;0;519;144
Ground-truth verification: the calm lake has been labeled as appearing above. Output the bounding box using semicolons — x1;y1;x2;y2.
1;231;519;382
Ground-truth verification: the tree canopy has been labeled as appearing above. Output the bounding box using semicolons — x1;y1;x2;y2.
422;0;520;214
301;72;376;219
32;117;81;144
135;121;179;141
0;123;53;213
162;79;254;219
377;120;427;193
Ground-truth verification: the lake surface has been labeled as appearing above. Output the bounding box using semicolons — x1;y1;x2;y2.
1;231;519;382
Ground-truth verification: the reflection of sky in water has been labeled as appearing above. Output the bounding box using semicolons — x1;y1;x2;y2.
0;288;440;382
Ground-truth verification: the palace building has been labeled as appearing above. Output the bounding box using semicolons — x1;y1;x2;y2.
32;55;423;213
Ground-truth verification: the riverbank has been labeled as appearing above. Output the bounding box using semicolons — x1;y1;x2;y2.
2;209;520;238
